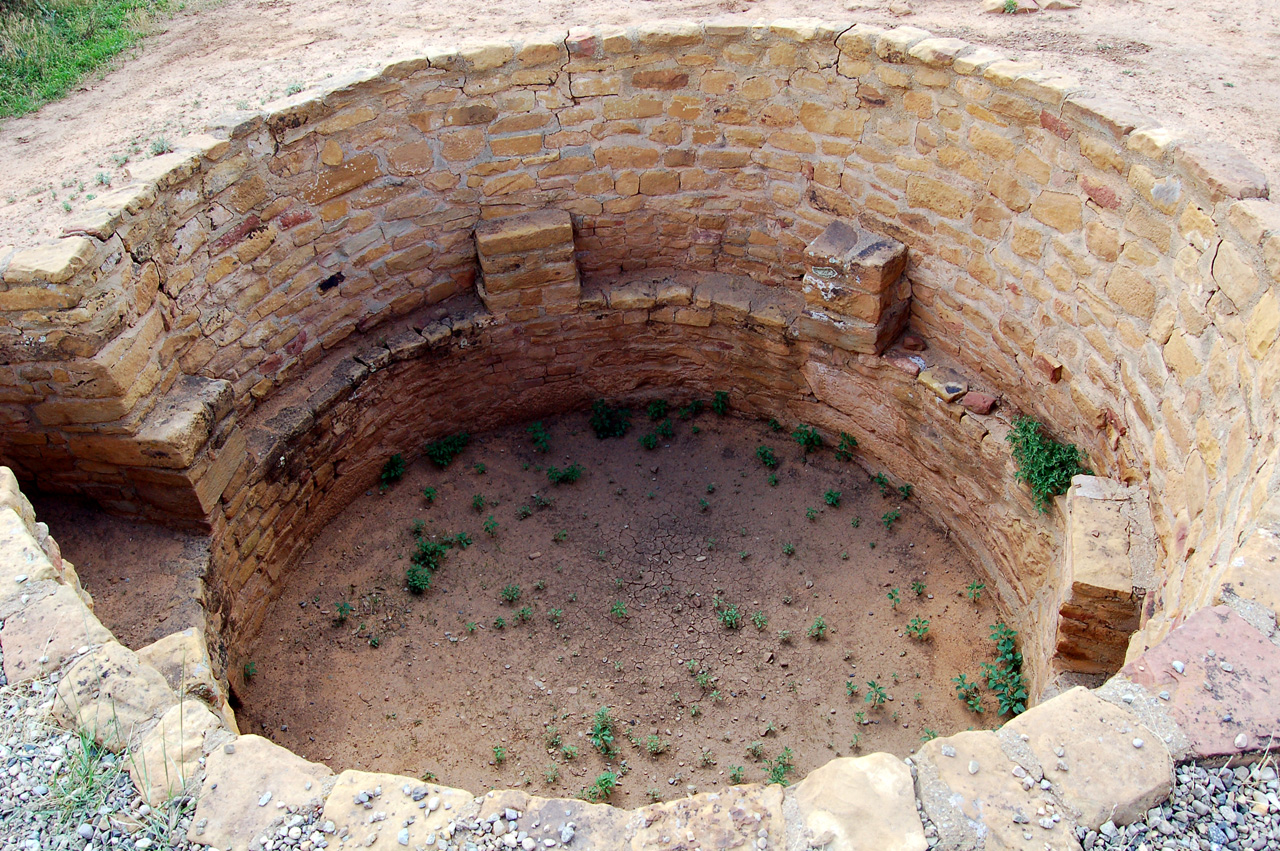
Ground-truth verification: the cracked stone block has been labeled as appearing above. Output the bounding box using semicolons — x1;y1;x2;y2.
1;582;113;683
631;784;786;849
54;641;178;752
1054;477;1155;676
190;734;333;851
789;753;926;851
915;730;1079;851
1121;606;1280;760
917;367;968;402
1216;507;1280;635
137;627;237;732
128;700;225;806
1003;686;1172;827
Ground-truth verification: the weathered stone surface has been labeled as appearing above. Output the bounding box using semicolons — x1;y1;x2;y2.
475;209;574;256
0;467;36;529
136;627;223;709
631;783;786;849
2;237;95;284
128;700;225;806
1122;606;1280;759
0;507;59;610
0;582;112;683
803;220;908;295
1217;520;1280;627
190;735;333;851
789;753;925;851
917;367;967;402
321;770;471;850
915;730;1078;850
1004;686;1172;826
960;391;996;414
54;641;177;752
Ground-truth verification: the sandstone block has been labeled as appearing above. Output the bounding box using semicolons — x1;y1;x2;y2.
915;730;1078;850
2;237;95;285
322;771;471;850
1031;190;1083;233
1175;142;1270;201
1005;687;1172;826
1;583;112;683
475;210;573;256
803;220;907;295
54;642;177;752
789;753;926;851
794;302;909;356
299;153;382;205
128;700;225;806
917;367;967;402
1217;522;1280;620
0;506;59;610
1104;265;1157;319
906;175;972;219
137;627;223;709
0;467;35;530
191;735;333;851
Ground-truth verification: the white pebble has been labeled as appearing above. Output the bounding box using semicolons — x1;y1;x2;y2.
1172;660;1185;674
1133;738;1144;749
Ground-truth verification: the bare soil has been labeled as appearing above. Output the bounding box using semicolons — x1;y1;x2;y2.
235;410;1006;807
2;0;1278;250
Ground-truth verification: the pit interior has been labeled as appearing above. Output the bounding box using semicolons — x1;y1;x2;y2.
4;17;1276;821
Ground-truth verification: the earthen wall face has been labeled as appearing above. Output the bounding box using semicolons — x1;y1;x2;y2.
1;20;1278;686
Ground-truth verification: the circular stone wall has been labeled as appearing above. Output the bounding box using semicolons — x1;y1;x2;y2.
0;17;1277;783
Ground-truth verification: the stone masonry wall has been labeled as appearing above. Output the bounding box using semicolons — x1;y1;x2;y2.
1;20;1278;689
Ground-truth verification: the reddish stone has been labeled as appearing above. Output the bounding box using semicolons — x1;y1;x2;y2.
960;392;996;415
1034;354;1063;383
1040;109;1074;141
1081;176;1121;210
1122;606;1280;760
886;355;922;377
565;28;598;57
211;216;262;254
901;333;926;352
276;209;313;231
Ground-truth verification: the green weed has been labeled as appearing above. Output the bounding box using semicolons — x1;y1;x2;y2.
425;433;470;468
792;424;822;453
835;431;858;461
589;400;631;439
1006;416;1091;513
379;454;406;492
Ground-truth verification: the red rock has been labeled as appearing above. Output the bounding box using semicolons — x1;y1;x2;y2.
901;333;926;352
886;355;922;377
1122;606;1280;760
960;392;996;415
1033;354;1062;383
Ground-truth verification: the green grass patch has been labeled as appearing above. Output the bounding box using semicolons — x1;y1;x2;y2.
1;0;170;118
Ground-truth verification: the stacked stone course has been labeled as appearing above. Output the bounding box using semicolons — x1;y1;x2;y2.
0;21;1278;833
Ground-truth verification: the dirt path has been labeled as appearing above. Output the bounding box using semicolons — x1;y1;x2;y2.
1;0;1276;250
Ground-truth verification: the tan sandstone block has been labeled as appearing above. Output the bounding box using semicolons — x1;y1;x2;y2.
1031;190;1083;233
54;642;177;752
2;237;95;285
322;771;472;850
1246;290;1280;359
128;700;225;806
1;583;112;683
789;753;926;851
475;210;573;255
137;627;222;706
0;507;59;609
906;175;973;219
0;468;36;534
1212;240;1260;307
190;735;333;851
1004;687;1172;827
1105;266;1157;319
299;153;381;205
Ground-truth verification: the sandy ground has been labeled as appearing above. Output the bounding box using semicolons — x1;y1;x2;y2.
233;411;1005;807
0;0;1277;249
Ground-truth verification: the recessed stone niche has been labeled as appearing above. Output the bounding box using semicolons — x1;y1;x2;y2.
0;16;1278;851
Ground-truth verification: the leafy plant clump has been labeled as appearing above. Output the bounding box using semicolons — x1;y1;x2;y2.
834;432;859;461
1006;416;1091;513
425;433;470;468
953;673;983;714
807;616;827;640
792;424;823;453
756;445;778;468
646;399;669;420
823;489;841;507
527;421;551;453
716;603;743;630
983;623;1028;716
547;463;584;485
582;771;619;802
406;565;432;594
765;747;795;786
638;432;659;450
379;454;406;492
589;707;618;757
589;400;631;439
906;617;931;640
711;391;730;415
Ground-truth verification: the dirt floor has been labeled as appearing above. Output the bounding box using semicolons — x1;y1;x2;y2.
234;409;1009;806
2;0;1279;250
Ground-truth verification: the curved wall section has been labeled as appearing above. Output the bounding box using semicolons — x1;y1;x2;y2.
0;20;1277;689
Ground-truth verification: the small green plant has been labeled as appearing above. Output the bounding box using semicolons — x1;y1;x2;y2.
609;600;628;619
639;432;659;450
425;433;470;468
782;542;796;556
544;765;560;784
1002;0;1017;13
466;621;478;633
729;765;746;784
767;473;779;487
765;747;795;786
768;417;783;431
493;744;508;765
777;629;792;643
872;473;892;497
756;445;778;468
678;400;705;420
547;463;584;485
589;400;631;439
823;489;841;507
243;661;258;679
921;729;939;742
984;623;1028;716
527;421;551;453
548;608;564;624
334;601;353;623
645;735;669;756
792;424;823;453
150;136;173;156
711;390;730;415
423;486;438;503
751;610;768;630
501;584;522;604
953;674;983;714
451;531;472;549
656;418;674;438
553;528;569;543
851;516;861;528
406;565;432;594
534;579;546;590
493;616;506;629
911;581;926;596
906;617;931;640
805;506;819;522
717;604;743;630
517;504;533;520
966;581;985;603
835;431;859;461
473;462;487;475
897;484;914;500
411;536;450;572
472;493;487;512
807;616;827;640
882;508;901;530
1006;416;1091;513
589;707;618;757
94;172;111;187
515;605;533;624
379;454;406;492
699;748;716;767
583;771;619;802
887;587;900;609
845;680;860;698
746;741;766;761
368;635;380;648
646;399;669;420
865;681;888;707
